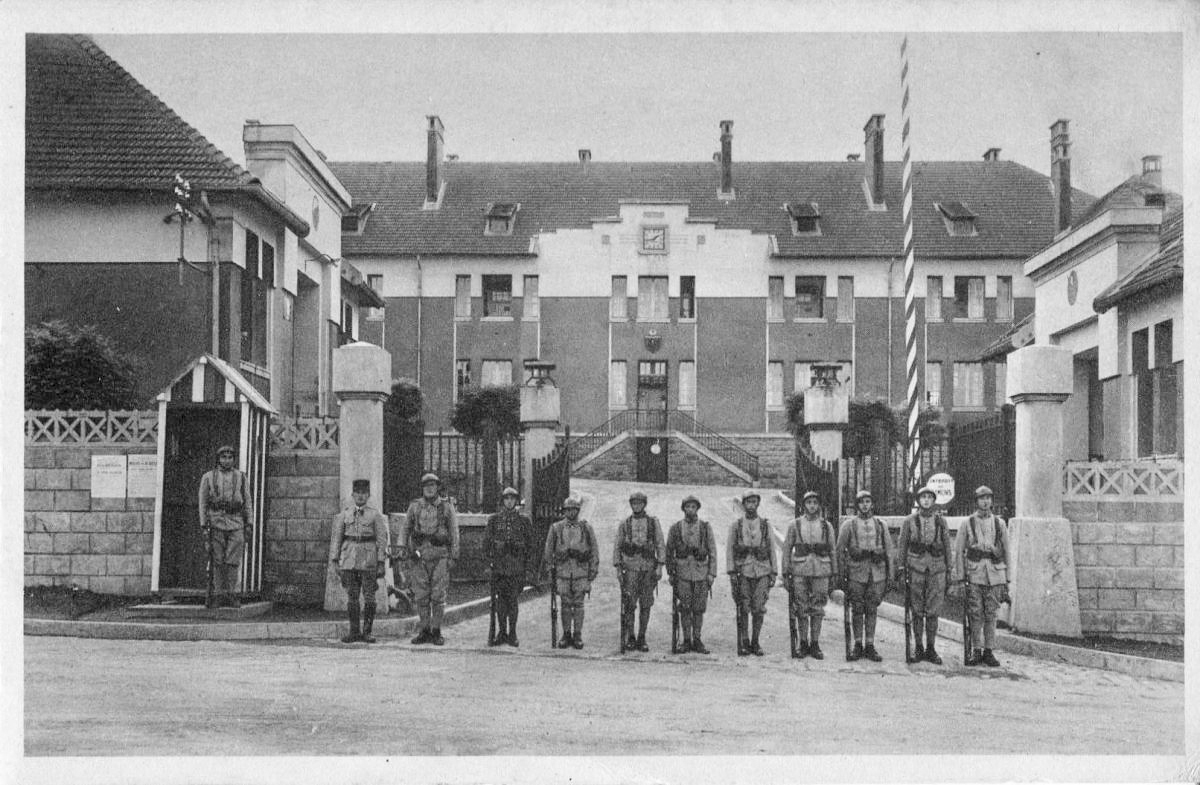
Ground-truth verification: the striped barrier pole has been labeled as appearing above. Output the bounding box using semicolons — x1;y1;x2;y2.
901;35;923;490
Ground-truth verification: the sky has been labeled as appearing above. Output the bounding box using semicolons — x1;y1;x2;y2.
90;31;1183;197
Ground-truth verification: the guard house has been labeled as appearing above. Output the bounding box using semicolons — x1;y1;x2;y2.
151;354;277;598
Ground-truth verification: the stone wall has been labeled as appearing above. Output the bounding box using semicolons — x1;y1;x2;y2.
668;438;744;486
262;451;340;605
24;444;156;595
727;434;795;490
573;436;637;481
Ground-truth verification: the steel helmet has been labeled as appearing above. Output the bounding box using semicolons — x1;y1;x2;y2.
629;491;648;503
802;491;821;503
741;489;761;503
855;490;873;502
561;495;582;509
680;495;702;511
975;485;994;499
916;485;937;500
501;486;520;498
420;472;441;486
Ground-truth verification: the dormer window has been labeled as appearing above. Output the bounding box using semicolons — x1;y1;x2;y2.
936;201;978;236
786;201;822;235
484;202;519;236
341;202;376;234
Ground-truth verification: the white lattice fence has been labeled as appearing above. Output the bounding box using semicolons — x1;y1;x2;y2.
1063;458;1184;499
25;410;158;445
269;416;339;451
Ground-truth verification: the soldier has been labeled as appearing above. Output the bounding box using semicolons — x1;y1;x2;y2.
836;489;895;662
781;491;838;660
665;495;718;654
953;485;1011;667
727;489;776;656
399;472;460;646
197;445;253;609
329;479;389;644
483;486;536;647
613;490;665;653
897;485;953;664
543;494;599;649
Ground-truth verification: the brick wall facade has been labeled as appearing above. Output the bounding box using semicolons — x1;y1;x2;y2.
261;451;341;605
24;445;156;595
667;438;745;486
573;436;637;481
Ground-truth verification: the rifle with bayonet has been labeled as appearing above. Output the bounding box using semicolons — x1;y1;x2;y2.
904;568;914;663
549;566;559;649
488;570;498;646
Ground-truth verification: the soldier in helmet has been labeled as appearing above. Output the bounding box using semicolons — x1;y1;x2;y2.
665;495;718;654
836;489;895;662
484;486;536;647
544;494;599;648
399;472;459;646
953;485;1011;667
329;479;389;643
613;490;665;652
197;444;254;609
727;489;776;656
781;490;838;659
897;485;953;663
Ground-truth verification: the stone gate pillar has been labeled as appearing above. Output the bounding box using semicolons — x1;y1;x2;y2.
324;341;392;613
1004;345;1081;636
802;365;849;462
520;360;561;506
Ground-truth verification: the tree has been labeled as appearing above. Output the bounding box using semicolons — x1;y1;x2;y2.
385;377;424;423
25;321;142;409
450;385;521;512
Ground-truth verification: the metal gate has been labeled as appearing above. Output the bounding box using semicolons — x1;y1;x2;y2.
795;441;840;528
531;428;571;571
946;404;1016;517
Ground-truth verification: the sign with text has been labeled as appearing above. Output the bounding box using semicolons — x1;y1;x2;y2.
90;455;127;498
126;454;159;498
926;472;955;505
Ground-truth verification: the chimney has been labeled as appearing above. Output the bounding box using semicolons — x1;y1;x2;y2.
578;149;591;171
1141;155;1162;188
426;115;445;205
719;120;734;195
1050;119;1071;233
846;153;860;162
983;147;1001;162
864;114;885;206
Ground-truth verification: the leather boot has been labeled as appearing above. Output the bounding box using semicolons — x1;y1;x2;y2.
507;610;519;647
342;601;361;644
736;611;750;656
912;617;925;662
982;648;1001;667
431;628;445;646
691;614;708;654
809;617;825;660
750;614;764;656
361;603;376;643
925;616;942;663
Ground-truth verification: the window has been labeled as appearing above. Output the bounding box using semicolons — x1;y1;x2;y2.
937;201;978;236
610;276;628;320
766;362;784;408
480;360;512;387
455;275;472;318
953;276;984;319
239;230;271;366
678;361;696;408
482;275;512;318
609;361;627;407
794;361;812;392
994;361;1007;407
1133;327;1152;456
341;300;356;343
836;276;855;322
925;361;943;406
926;276;943;321
483;202;518;236
767;276;784;320
523;275;540;320
637;276;669;321
787;201;821;235
953;362;984;408
679;276;696;319
366;274;384;320
795;276;825;319
996;276;1013;321
455;359;471;397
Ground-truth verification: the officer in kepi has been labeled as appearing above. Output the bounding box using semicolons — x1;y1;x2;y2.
954;485;1011;667
897;484;953;664
727;489;776;656
197;445;254;609
781;490;838;660
665;495;718;654
614;490;665;653
329;479;389;644
836;489;895;662
484;486;536;647
544;494;599;649
400;473;460;646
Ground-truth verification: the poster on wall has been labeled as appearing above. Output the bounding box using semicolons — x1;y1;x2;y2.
126;454;158;498
90;454;127;498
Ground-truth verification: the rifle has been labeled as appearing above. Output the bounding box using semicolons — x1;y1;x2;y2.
785;575;798;658
733;575;745;655
204;524;215;609
619;568;628;654
903;570;914;663
670;579;679;654
962;581;972;666
550;567;559;649
487;571;497;646
842;568;852;661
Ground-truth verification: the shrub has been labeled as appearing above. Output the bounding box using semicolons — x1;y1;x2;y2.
25;321;141;409
450;385;521;440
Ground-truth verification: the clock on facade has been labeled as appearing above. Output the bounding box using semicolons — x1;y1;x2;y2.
641;226;667;252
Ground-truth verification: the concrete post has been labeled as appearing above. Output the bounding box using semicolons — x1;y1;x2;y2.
1003;345;1081;636
802;374;849;462
324;342;392;614
519;361;561;507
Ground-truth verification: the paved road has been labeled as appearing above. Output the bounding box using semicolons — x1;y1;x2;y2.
24;480;1184;756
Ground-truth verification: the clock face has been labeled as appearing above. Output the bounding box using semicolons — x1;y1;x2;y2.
641;226;667;252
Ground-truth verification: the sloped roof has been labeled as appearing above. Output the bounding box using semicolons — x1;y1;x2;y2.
979;312;1035;361
1070;171;1183;228
1093;207;1184;313
329;158;1097;259
26;34;309;236
156;353;276;413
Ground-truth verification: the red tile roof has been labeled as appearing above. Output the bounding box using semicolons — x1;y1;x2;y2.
329;158;1096;259
26;34;309;236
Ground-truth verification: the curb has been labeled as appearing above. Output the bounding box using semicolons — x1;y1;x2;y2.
24;587;538;643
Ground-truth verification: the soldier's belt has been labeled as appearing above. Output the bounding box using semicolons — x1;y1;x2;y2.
343;535;376;543
966;547;1003;564
414;532;450;547
208;502;244;513
733;544;768;559
794;544;831;558
564;548;591;562
850;550;887;565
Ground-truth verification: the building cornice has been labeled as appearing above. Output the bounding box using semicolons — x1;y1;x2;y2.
1023;206;1162;281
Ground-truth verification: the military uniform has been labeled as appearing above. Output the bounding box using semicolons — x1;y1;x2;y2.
665;496;718;654
727;491;776;656
484;489;536;646
329;481;389;643
897;487;952;663
613;494;665;652
954;487;1011;667
197;447;253;609
836;509;895;661
782;508;838;659
400;475;460;645
544;497;599;648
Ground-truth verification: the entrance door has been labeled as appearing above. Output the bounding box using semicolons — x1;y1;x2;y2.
159;406;241;592
636;437;669;483
635;360;668;431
